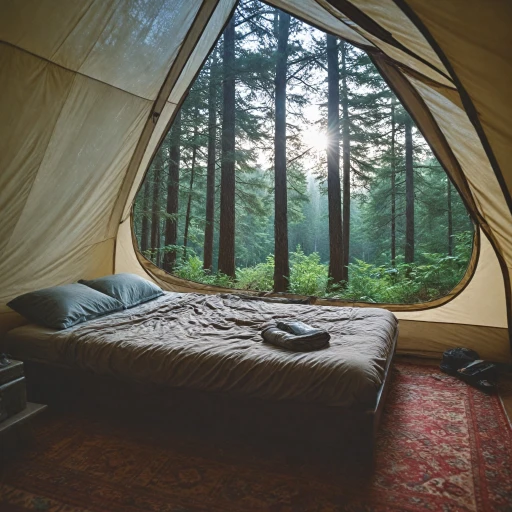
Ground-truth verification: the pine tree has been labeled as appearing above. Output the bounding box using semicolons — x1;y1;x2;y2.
273;11;291;292
203;54;218;271
150;156;163;266
163;110;181;272
390;97;397;266
326;34;343;286
131;0;474;305
140;179;151;253
447;177;453;256
218;18;236;278
183;108;199;259
404;113;414;263
340;41;351;283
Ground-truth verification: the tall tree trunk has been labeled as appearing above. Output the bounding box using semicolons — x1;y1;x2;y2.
203;54;218;271
162;110;181;272
273;9;279;38
404;114;415;263
150;153;163;266
140;179;151;253
273;11;291;293
341;41;351;283
183;123;199;259
218;18;236;279
390;97;396;266
447;177;453;256
326;34;343;287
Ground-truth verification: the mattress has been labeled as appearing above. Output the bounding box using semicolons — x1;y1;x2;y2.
4;293;398;407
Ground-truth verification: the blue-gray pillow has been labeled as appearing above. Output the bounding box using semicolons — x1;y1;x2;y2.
79;273;163;309
7;283;124;330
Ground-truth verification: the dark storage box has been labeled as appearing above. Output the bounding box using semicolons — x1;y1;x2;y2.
0;377;27;423
0;360;24;386
0;359;27;423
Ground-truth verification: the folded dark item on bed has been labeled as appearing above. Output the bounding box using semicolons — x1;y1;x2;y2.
261;321;330;352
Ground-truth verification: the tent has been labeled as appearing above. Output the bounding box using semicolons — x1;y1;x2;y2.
1;0;511;363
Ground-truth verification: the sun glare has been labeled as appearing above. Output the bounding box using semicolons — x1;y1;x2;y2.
303;128;328;152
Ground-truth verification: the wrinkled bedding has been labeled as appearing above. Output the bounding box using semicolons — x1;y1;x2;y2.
4;293;398;407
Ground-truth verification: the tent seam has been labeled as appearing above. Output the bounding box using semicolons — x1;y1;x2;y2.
318;0;453;84
0;41;153;103
265;1;455;91
260;0;374;54
70;0;124;72
398;319;507;330
110;0;225;246
48;0;97;63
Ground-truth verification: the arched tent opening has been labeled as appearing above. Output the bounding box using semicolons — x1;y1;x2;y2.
1;0;510;363
131;3;477;308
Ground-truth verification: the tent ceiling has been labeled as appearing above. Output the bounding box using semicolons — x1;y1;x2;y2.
0;0;510;362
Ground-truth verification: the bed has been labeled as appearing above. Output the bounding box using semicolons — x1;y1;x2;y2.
2;292;398;451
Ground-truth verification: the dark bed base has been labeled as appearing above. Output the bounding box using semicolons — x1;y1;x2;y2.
23;330;397;459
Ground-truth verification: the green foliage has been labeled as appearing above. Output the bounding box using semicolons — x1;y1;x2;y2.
132;0;475;306
235;247;331;296
331;234;472;303
288;247;327;295
172;237;472;303
454;231;473;262
236;256;274;291
173;254;233;288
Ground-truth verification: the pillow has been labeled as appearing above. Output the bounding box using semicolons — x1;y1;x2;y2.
79;273;164;309
7;283;124;330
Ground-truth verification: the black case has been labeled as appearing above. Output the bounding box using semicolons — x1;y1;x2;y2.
0;377;27;423
0;360;27;423
0;360;24;386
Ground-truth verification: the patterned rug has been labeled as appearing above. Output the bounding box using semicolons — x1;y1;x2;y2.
0;363;511;512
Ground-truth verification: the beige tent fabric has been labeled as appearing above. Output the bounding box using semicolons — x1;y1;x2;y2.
313;0;454;89
0;0;226;304
269;0;373;49
0;47;75;259
328;0;450;75
0;0;203;99
0;0;511;362
0;42;149;302
397;322;508;363
403;0;512;214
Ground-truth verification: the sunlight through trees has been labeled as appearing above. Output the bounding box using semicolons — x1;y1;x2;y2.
133;0;473;304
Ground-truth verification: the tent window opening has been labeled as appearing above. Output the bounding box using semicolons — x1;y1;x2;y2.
132;0;474;305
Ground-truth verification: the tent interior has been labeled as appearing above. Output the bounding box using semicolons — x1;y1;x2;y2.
1;0;511;363
1;1;512;509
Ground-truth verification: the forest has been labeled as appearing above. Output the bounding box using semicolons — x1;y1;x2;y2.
133;0;473;304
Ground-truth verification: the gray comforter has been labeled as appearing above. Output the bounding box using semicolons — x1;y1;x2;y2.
6;293;398;407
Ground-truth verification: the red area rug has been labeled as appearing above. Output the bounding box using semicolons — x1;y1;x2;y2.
0;363;511;511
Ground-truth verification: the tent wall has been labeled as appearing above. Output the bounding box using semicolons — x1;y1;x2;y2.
0;0;510;363
0;0;234;305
